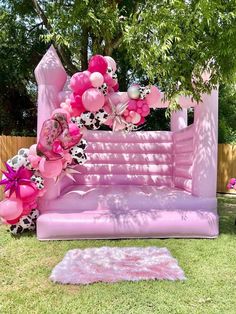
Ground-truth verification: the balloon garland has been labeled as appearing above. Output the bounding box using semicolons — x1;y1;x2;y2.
0;54;161;235
227;178;236;190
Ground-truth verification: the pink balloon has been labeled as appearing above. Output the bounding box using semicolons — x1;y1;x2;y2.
126;116;132;123
0;198;23;221
90;72;104;88
39;158;63;179
129;111;136;118
109;92;129;105
88;55;108;74
146;86;162;108
19;185;39;202
82;88;105;112
104;73;114;86
128;100;137;111
141;106;150;117
104;56;117;72
113;83;119;92
29;144;37;156
58;90;71;103
68;123;80;136
137;116;146;126
70;72;92;95
131;112;141;124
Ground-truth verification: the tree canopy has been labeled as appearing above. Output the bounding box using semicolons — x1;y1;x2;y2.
1;0;236;137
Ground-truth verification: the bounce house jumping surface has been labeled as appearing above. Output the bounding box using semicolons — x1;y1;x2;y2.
36;46;219;240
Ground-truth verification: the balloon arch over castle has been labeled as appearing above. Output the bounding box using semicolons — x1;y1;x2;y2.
0;46;219;239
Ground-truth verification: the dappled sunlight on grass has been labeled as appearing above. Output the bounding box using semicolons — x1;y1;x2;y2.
0;196;236;314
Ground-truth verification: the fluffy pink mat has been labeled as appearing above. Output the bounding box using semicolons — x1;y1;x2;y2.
50;247;186;285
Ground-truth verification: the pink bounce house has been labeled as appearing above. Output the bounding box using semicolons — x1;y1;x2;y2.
35;46;219;240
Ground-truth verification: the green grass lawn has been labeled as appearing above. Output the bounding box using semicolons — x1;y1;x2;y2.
0;196;236;314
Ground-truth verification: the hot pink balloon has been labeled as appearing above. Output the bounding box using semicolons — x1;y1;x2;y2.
88;55;108;74
39;158;63;179
0;198;23;221
70;94;83;107
82;88;105;112
104;56;117;72
19;184;39;203
128;100;137;111
70;72;92;95
146;86;162;108
104;73;114;86
90;72;104;88
113;83;119;92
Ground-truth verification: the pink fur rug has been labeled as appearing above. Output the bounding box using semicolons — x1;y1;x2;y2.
50;246;186;285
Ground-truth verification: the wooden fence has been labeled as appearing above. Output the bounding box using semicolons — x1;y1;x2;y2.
0;136;236;199
217;144;236;194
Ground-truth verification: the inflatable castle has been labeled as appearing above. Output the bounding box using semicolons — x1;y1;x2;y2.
0;46;219;240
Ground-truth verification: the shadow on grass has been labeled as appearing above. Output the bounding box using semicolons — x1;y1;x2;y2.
9;230;36;239
218;196;236;235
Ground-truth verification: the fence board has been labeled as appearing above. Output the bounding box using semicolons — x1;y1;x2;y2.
0;137;236;200
217;144;236;194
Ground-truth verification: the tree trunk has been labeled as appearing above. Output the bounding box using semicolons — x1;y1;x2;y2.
80;27;89;70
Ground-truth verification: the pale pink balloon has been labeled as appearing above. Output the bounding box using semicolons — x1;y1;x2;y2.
29;144;37;156
146;86;162;108
89;72;104;88
103;101;113;115
82;88;105;112
104;56;117;72
39;158;63;179
0;198;23;221
131;112;141;124
129;111;136;118
28;155;41;169
58;90;71;103
109;92;129;105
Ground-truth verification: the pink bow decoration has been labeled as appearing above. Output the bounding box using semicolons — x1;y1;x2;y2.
108;99;129;131
0;163;33;197
37;112;82;160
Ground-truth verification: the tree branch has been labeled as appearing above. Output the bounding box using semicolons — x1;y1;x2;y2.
31;0;78;75
28;22;43;33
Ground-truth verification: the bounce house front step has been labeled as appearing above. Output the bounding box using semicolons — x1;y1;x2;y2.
37;209;219;240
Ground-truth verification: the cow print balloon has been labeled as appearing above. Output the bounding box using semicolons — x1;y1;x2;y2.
69;139;88;165
9;209;39;235
31;175;44;190
71;109;108;130
98;83;108;96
